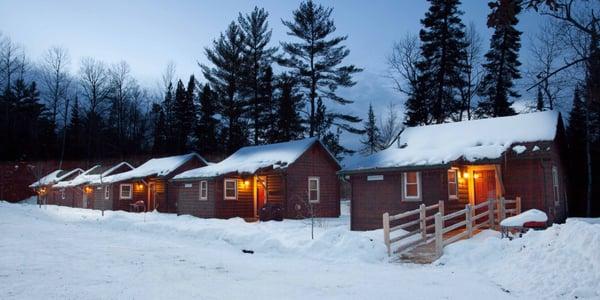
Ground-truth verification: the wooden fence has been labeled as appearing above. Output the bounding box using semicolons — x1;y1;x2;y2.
383;197;521;257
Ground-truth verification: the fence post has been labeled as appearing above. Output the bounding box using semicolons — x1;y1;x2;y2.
488;198;495;228
419;204;426;239
434;212;443;257
383;212;391;257
499;197;506;221
438;200;445;217
516;196;522;214
466;204;473;238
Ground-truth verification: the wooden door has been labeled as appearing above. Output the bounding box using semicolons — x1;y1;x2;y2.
474;170;496;204
148;182;155;211
257;176;267;215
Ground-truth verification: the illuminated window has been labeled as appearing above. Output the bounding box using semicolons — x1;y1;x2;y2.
552;166;560;206
199;181;208;200
448;169;458;200
120;184;132;199
104;186;110;200
403;172;421;201
308;177;320;203
224;179;237;200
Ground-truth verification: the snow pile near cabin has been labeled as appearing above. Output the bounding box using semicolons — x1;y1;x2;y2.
344;110;559;171
93;153;201;184
500;209;548;227
440;219;600;299
175;137;329;179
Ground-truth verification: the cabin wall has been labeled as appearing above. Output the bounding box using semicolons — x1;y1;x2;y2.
285;143;341;218
214;176;255;219
263;173;285;207
175;180;216;218
93;184;113;210
161;156;207;213
349;168;446;231
112;180;146;211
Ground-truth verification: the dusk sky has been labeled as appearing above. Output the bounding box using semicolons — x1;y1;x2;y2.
0;0;546;148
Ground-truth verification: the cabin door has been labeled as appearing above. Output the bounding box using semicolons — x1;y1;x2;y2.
82;192;88;208
148;182;156;211
256;176;267;216
474;170;496;205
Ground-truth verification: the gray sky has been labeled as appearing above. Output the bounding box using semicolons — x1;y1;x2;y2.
0;0;546;150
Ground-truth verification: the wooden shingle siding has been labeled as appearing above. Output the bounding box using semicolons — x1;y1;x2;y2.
215;177;254;219
177;181;216;218
264;173;284;206
93;185;113;210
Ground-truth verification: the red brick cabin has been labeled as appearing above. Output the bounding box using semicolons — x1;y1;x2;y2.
89;153;208;213
52;162;135;209
30;168;83;205
172;138;341;220
341;111;568;231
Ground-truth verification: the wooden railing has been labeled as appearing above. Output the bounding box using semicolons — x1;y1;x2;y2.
383;197;521;257
383;201;444;256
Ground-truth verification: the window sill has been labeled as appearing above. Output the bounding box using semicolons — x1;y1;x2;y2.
402;198;422;202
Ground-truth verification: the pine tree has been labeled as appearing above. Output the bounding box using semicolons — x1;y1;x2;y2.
239;7;278;145
360;104;381;155
172;75;197;153
201;22;248;154
536;87;544;111
279;0;363;139
567;87;587;215
66;97;85;159
476;0;521;117
259;66;276;142
162;82;176;152
412;0;468;124
151;103;167;156
195;84;220;156
273;73;304;142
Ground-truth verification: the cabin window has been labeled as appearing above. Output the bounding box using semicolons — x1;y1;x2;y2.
199;181;208;200
120;184;132;199
448;169;458;200
402;172;421;201
104;186;110;200
224;179;237;200
308;177;320;203
552;166;560;206
60;189;65;200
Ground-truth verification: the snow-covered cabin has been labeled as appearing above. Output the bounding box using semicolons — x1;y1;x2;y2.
89;153;208;213
29;168;84;206
51;162;135;209
340;111;568;230
172;137;341;219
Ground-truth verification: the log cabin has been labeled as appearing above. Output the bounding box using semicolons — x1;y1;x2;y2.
340;111;568;231
172;137;341;220
30;168;83;205
89;153;207;213
52;162;134;209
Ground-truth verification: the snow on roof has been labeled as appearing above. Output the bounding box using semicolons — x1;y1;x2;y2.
29;170;64;188
174;137;334;180
53;162;135;188
344;111;559;172
92;153;205;184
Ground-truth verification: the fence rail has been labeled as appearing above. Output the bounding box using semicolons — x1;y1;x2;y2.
383;197;521;258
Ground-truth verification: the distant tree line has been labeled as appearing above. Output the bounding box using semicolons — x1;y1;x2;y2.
0;0;361;164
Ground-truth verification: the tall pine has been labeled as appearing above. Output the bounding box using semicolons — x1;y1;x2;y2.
279;0;363;144
476;0;521;117
195;84;220;156
360;103;381;155
273;73;304;142
567;87;587;216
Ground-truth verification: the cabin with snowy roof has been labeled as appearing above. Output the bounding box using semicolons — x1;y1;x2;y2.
52;162;134;209
89;153;207;213
30;168;84;206
172;138;341;220
341;111;568;231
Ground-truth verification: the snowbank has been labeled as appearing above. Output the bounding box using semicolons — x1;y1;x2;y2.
500;209;548;226
344;110;559;171
440;219;600;299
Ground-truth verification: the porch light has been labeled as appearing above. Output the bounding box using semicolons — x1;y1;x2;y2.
136;183;144;190
463;172;469;179
244;180;250;186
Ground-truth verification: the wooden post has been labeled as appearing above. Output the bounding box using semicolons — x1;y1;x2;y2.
434;212;443;257
419;204;426;240
383;212;391;256
499;197;507;221
516;196;522;214
438;200;445;217
466;204;473;238
488;198;495;228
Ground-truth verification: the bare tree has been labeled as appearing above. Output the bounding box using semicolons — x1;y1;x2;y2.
161;61;176;92
79;57;110;115
108;61;136;145
40;46;72;128
458;22;484;120
386;33;420;97
0;34;25;92
379;102;404;148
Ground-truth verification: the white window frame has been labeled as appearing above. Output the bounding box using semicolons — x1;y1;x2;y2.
308;177;320;203
224;179;237;200
120;184;133;200
447;169;459;200
60;188;65;200
199;181;208;201
402;171;421;201
552;166;560;206
104;185;110;200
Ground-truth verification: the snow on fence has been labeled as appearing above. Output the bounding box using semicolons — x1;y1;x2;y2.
383;197;521;258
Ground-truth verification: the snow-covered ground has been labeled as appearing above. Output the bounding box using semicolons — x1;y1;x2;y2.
1;200;598;299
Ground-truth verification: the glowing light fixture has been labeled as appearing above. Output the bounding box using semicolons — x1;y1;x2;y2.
463;172;469;179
